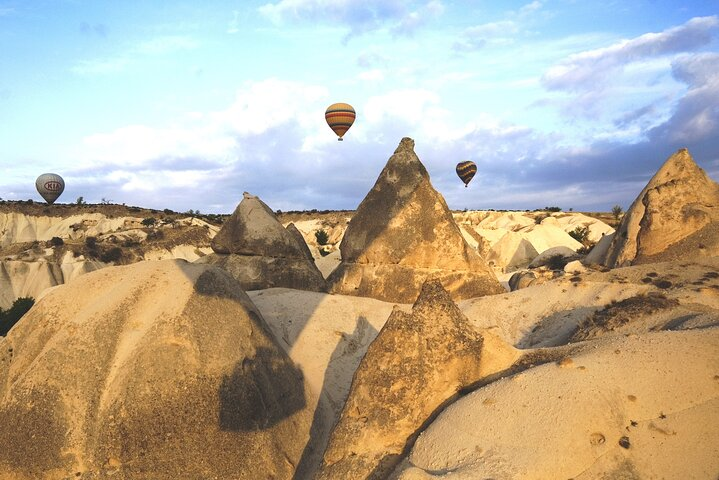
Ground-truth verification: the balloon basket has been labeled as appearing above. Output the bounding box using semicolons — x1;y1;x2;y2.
338;138;343;141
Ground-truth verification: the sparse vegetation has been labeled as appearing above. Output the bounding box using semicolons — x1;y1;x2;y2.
48;236;64;247
76;196;86;205
0;297;35;336
612;205;623;221
315;229;329;245
569;225;590;245
100;198;112;204
100;247;123;263
141;217;157;227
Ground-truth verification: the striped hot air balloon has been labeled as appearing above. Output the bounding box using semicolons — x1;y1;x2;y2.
456;161;477;187
325;103;356;141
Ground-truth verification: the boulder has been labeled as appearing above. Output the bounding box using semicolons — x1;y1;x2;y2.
602;148;719;267
507;268;562;291
0;260;313;480
200;193;326;292
316;279;520;480
486;231;539;272
327;138;503;302
529;246;578;269
583;232;614;265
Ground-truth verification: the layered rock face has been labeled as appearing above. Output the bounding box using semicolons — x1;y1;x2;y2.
327;138;503;302
0;260;312;479
199;192;326;291
602;148;719;267
316;279;520;480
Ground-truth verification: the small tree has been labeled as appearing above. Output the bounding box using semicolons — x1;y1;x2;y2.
141;217;157;227
48;236;64;247
612;205;623;221
315;229;329;245
100;197;112;204
569;226;590;245
76;196;86;205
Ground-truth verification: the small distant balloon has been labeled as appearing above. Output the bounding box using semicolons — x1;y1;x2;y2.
325;103;356;141
36;173;65;204
456;161;477;188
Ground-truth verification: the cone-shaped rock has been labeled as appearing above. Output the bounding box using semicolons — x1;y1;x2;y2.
199;192;326;291
602;149;719;267
327;138;503;302
0;260;313;480
316;279;520;480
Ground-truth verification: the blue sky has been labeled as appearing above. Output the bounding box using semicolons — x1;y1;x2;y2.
1;1;718;213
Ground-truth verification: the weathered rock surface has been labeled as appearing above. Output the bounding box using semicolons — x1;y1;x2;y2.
0;252;104;309
602;148;719;267
316;279;520;480
0;260;312;479
327;138;503;302
201;193;326;291
394;329;719;479
486;231;539;272
529;245;578;268
507;268;563;291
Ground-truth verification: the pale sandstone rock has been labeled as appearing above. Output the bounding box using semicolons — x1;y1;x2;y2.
328;138;503;302
487;231;539;272
394;329;719;479
602;148;719;267
316;279;519;480
0;260;313;479
203;193;326;292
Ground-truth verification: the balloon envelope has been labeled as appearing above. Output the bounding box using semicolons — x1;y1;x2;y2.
36;173;65;204
456;161;477;187
325;103;356;141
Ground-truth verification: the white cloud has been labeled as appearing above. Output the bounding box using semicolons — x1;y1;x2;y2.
358;69;384;81
135;35;198;55
71;57;131;75
542;15;718;91
72;35;198;75
258;0;441;38
453;20;518;51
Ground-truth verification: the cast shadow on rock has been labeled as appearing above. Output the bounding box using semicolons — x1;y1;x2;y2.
219;346;306;431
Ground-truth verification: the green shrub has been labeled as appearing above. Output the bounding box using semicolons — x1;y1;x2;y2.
0;297;35;336
569;226;590;245
48;236;64;247
315;229;329;246
141;217;156;227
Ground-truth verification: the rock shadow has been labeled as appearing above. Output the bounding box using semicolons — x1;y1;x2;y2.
219;346;306;431
293;316;377;479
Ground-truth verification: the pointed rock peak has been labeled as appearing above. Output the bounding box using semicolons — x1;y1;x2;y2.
412;278;462;316
210;192;306;258
395;137;415;153
653;148;708;183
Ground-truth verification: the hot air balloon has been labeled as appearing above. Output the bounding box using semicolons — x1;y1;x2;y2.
325;103;356;141
36;173;65;204
456;161;477;187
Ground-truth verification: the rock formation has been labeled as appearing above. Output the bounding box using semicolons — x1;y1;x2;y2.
394;329;719;479
486;231;539;272
316;279;520;480
327;138;503;302
0;252;104;309
0;259;313;479
602;148;719;267
198;193;326;291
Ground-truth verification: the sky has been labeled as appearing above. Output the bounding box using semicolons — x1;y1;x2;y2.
1;0;718;213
